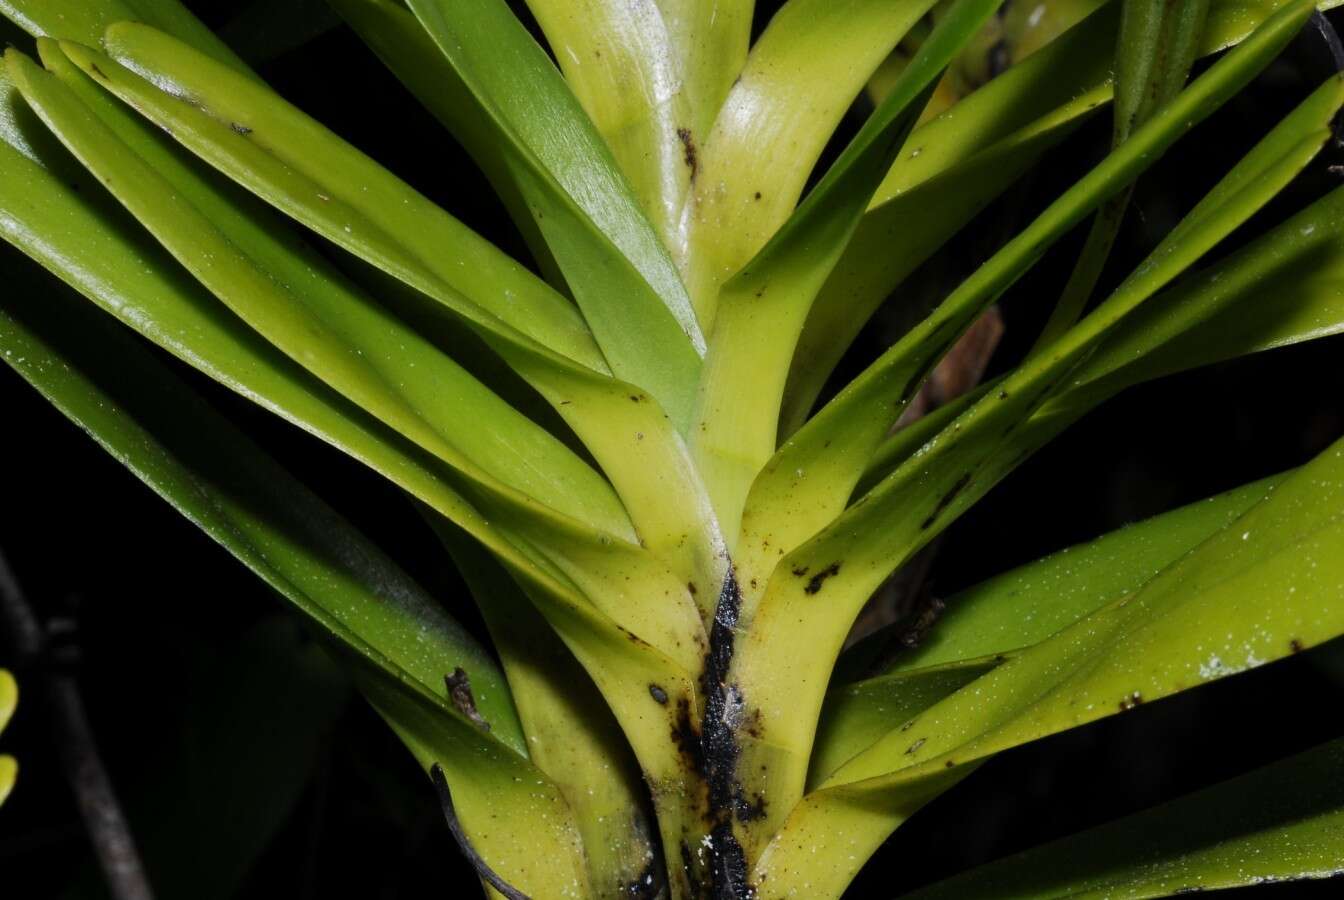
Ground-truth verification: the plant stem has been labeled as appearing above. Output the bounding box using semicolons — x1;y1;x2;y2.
0;548;155;900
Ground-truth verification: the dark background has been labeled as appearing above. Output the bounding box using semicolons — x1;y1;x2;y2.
2;1;1344;897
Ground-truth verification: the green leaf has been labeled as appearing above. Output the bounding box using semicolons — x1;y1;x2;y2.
9;43;634;540
782;85;1106;437
435;524;662;899
678;0;945;313
0;0;250;75
754;432;1344;898
818;474;1284;791
0;254;522;750
845;474;1281;681
739;0;1318;594
1033;0;1211;351
810;658;998;791
861;179;1344;496
66;29;730;612
0;251;601;897
325;0;566;291
903;737;1344;899
518;0;742;249
782;0;1344;436
22;40;725;658
729;40;1337;860
95;22;599;370
2;60;713;829
691;0;1004;541
0;53;591;629
402;0;707;422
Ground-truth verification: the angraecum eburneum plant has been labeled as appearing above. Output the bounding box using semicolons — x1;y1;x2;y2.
3;0;1344;896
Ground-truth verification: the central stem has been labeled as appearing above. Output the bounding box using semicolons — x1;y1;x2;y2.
695;568;753;898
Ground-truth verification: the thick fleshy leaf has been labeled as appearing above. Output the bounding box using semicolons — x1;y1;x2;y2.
9;44;634;540
0;56;593;628
810;658;998;790
782;0;1344;435
0;254;605;897
861;177;1344;496
737;0;1318;593
0;258;522;750
520;0;747;249
25;40;719;666
691;0;1004;540
752;432;1344;898
728;44;1338;856
843;474;1281;682
905;738;1344;899
678;0;944;313
402;0;707;422
817;474;1283;791
0;0;249;74
1;66;714;812
69;29;729;612
435;525;662;899
94;22;601;371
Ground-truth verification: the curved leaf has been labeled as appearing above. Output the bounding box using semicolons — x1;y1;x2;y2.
679;0;943;311
739;0;1318;592
904;738;1344;899
9;44;634;539
690;0;1003;539
0;0;249;74
0;54;589;631
97;22;602;371
435;524;662;899
753;431;1344;898
810;658;998;791
818;474;1285;793
1;65;712;807
70;29;729;612
402;0;706;421
783;0;1344;435
519;0;721;248
729;47;1338;859
0;253;606;898
844;474;1281;682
